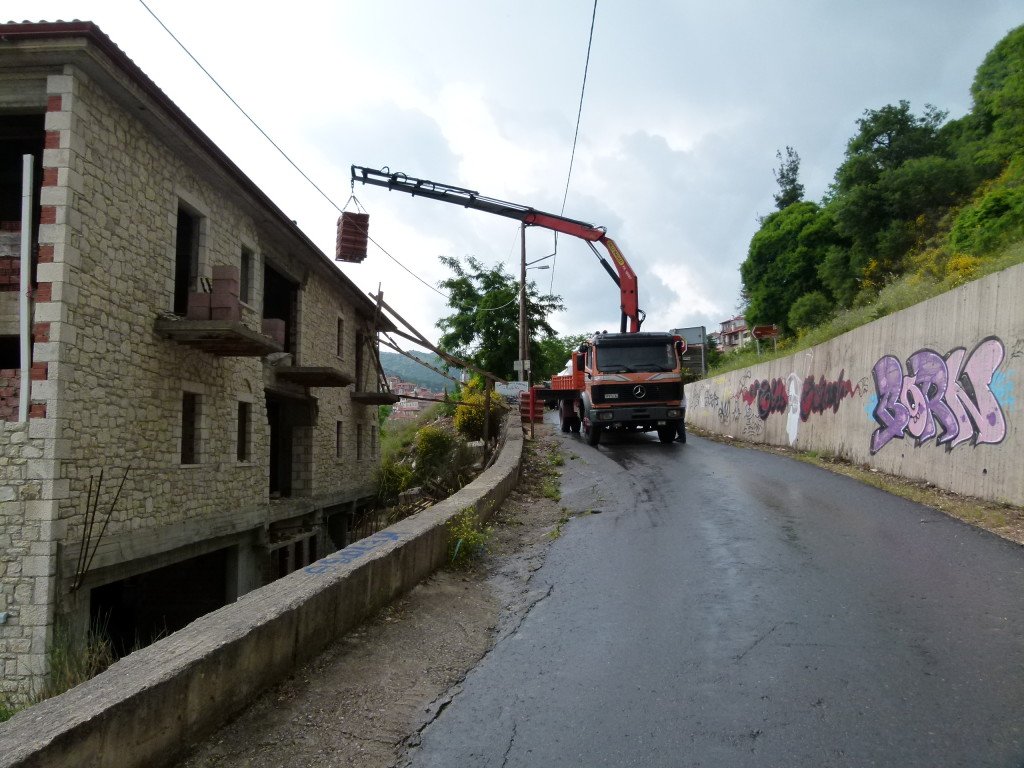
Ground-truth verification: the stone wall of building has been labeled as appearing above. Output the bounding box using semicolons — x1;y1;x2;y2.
0;421;53;704
42;69;270;563
293;267;380;495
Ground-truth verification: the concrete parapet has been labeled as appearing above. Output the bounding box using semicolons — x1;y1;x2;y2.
0;422;524;768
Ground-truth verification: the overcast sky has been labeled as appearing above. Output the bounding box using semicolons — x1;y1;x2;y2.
11;1;1023;346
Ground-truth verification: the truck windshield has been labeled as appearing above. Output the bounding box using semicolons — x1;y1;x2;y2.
595;343;676;373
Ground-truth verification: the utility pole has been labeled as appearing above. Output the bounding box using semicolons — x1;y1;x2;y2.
518;222;528;382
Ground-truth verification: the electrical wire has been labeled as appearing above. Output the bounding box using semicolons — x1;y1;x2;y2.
550;0;598;294
136;0;448;300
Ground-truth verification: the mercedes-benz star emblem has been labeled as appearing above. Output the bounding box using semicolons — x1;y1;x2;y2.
633;384;646;399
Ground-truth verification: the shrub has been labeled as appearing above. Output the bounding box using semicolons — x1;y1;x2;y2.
787;291;833;333
375;455;414;505
446;506;492;569
453;390;506;441
414;425;455;481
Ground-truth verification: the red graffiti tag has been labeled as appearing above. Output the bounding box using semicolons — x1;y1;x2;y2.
742;378;789;420
800;370;854;422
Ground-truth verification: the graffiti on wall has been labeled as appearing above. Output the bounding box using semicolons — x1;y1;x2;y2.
738;370;860;424
869;336;1008;454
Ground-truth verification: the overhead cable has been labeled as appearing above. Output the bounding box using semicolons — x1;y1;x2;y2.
136;0;448;299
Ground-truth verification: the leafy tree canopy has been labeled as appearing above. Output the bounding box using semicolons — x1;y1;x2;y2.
741;201;837;334
773;146;805;210
436;255;563;380
968;24;1024;167
834;100;948;193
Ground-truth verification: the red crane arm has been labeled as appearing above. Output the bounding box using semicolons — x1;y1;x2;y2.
351;166;642;332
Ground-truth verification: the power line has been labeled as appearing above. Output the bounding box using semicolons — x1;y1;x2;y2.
550;0;598;294
136;0;448;300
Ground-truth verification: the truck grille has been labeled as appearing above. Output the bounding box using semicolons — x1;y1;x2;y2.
592;382;681;404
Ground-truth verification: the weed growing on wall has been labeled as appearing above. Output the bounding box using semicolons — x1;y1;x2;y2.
39;618;115;701
447;507;492;570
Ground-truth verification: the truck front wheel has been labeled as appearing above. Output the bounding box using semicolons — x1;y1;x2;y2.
657;423;677;443
584;420;603;446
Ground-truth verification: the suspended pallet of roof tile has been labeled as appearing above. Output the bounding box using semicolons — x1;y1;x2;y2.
335;211;369;262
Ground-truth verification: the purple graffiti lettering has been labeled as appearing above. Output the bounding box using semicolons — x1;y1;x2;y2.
869;337;1006;455
942;339;1006;448
904;350;957;442
801;369;855;422
870;356;910;453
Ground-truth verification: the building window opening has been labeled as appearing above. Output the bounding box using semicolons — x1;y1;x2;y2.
335;420;343;459
355;331;364;390
0;335;18;369
237;401;251;462
0;114;45;239
357;423;364;460
262;263;297;354
181;392;199;464
174;205;201;316
240;246;254;305
89;547;229;659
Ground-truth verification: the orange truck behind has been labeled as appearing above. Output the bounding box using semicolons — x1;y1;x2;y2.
536;331;687;446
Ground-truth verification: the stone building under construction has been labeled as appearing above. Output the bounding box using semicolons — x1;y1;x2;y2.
0;21;396;701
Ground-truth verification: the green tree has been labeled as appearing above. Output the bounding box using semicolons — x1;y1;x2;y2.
822;100;967;303
533;333;590;381
834;101;948;193
436;255;564;379
772;146;805;210
966;24;1024;169
740;201;837;334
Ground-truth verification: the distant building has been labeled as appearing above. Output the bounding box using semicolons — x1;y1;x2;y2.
386;376;447;420
717;316;750;353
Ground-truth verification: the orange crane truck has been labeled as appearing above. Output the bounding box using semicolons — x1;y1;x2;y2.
350;166;688;446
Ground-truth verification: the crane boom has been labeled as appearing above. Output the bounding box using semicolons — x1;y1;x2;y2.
351;165;643;332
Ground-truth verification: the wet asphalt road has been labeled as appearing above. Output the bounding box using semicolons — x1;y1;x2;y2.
405;432;1024;768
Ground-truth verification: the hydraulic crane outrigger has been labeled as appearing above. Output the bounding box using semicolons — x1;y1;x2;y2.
350;165;644;333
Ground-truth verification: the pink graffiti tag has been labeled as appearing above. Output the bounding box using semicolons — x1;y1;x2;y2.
870;337;1007;454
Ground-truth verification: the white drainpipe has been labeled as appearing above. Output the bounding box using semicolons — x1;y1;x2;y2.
19;154;33;423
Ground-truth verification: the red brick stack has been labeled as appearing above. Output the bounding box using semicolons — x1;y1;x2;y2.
186;266;241;321
0;223;21;292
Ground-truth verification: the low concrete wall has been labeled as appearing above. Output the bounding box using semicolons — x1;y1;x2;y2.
686;263;1023;507
0;422;524;768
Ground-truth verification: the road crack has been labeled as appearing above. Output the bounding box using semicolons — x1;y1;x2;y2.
734;623;778;662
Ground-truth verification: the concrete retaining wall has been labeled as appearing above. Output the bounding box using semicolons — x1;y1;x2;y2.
0;421;523;768
685;263;1023;507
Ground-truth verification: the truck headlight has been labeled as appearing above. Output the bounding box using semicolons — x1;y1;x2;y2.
598;411;615;421
667;409;681;418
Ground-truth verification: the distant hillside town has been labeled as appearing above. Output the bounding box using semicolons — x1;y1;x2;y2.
385;376;450;420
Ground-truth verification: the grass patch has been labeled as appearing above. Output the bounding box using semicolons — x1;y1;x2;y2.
541;478;561;502
446;506;492;570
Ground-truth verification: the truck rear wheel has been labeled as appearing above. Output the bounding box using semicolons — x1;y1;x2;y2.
570;416;581;434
